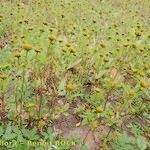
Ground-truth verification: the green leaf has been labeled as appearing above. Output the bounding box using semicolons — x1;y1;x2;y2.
3;126;16;140
136;136;148;150
113;132;135;150
57;79;66;96
17;134;24;142
3;133;16;140
2;126;16;140
22;128;39;141
67;58;82;70
13;126;22;135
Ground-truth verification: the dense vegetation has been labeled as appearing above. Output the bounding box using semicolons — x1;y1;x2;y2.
0;0;150;149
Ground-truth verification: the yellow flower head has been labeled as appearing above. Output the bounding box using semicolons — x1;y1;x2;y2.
38;120;46;130
22;44;32;51
108;111;114;116
62;47;67;52
100;43;106;48
123;43;129;47
48;35;57;42
66;83;76;91
14;51;21;58
139;48;144;52
140;80;149;88
138;71;145;77
135;31;142;37
70;48;77;53
0;74;7;80
91;121;98;129
129;90;136;96
94;87;101;92
96;106;103;113
66;43;71;47
35;48;42;53
26;102;35;108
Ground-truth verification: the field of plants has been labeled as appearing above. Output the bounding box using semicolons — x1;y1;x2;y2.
0;0;150;150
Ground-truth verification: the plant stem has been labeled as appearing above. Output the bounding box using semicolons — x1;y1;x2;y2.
81;128;91;147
